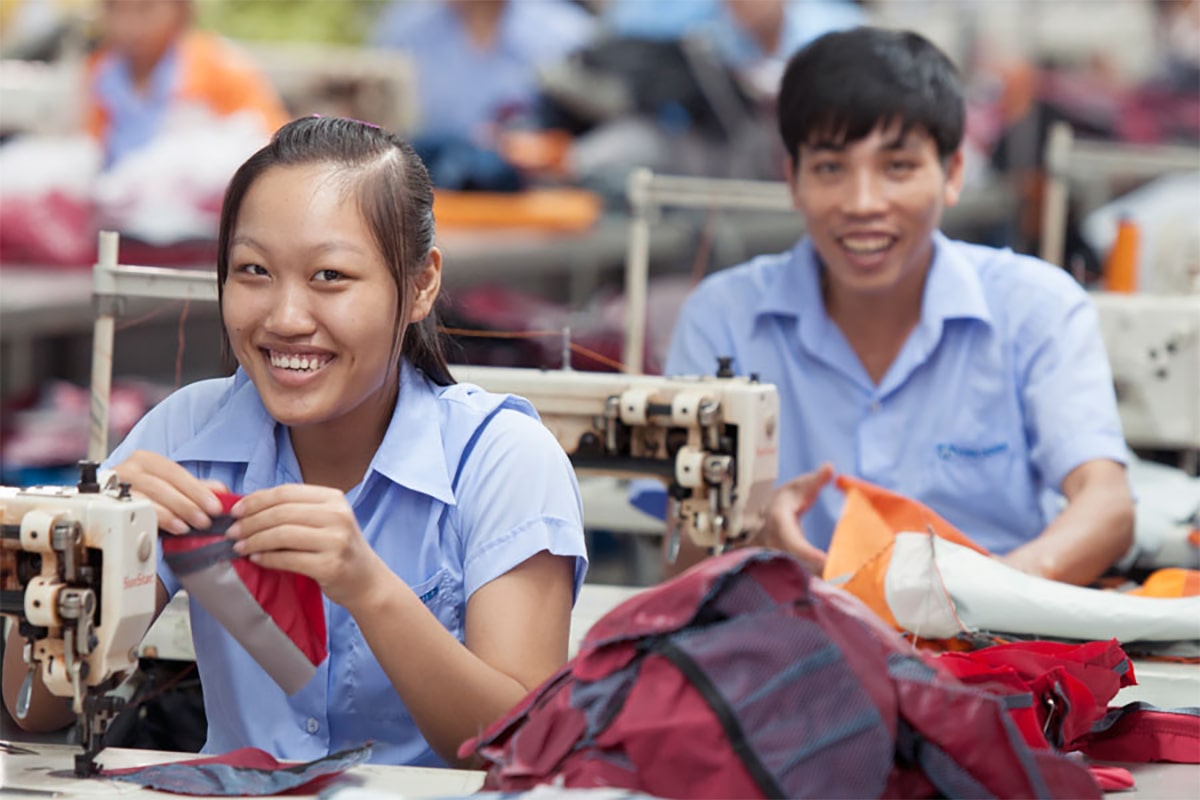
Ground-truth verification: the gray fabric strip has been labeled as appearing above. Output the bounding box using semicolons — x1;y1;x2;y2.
179;561;318;695
165;539;239;576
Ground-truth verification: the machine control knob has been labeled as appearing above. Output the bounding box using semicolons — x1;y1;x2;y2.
77;461;101;494
137;531;153;563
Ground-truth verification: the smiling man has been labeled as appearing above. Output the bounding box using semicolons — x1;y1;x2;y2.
664;27;1134;586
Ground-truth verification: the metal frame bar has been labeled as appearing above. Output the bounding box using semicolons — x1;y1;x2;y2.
621;169;794;373
88;232;218;461
1039;122;1200;267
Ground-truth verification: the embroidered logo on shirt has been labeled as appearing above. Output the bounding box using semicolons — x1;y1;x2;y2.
418;585;440;605
937;442;1009;460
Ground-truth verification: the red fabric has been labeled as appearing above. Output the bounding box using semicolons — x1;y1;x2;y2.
463;548;1101;799
159;492;326;668
0;191;95;266
1084;707;1200;764
102;744;371;796
937;640;1200;764
104;747;294;774
1088;765;1136;792
939;639;1135;751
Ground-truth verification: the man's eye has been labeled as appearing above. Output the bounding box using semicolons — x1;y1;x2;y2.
812;162;841;175
314;269;344;282
887;160;917;173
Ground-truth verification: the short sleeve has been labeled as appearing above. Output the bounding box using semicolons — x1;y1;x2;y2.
665;283;735;377
1017;280;1129;490
450;409;588;601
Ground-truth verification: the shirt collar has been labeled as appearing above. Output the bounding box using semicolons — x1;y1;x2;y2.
753;232;993;330
920;231;993;330
755;237;822;320
168;362;455;505
168;370;274;465
369;361;455;506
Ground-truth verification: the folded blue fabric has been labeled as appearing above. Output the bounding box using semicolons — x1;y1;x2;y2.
628;478;668;520
103;743;372;796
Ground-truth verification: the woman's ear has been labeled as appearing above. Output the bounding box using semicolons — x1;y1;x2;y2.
408;247;442;324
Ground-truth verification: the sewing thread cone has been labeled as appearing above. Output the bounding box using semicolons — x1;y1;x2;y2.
1104;216;1140;293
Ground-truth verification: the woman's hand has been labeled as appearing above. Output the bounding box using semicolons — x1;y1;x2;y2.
226;484;387;610
761;463;835;574
111;450;228;534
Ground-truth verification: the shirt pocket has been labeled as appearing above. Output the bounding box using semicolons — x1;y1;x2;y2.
408;568;462;640
927;436;1018;500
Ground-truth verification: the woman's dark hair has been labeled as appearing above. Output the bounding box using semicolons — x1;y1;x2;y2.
216;115;453;385
778;27;964;164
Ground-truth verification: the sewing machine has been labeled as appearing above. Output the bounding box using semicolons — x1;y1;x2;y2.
1092;292;1200;458
452;365;780;559
0;462;158;776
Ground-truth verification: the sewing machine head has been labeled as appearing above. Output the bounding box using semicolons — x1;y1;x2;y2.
1093;292;1200;452
452;365;780;556
0;462;158;775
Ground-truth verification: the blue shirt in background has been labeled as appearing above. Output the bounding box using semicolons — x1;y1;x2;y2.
370;0;595;140
663;232;1127;554
604;0;866;65
105;360;588;766
91;43;181;168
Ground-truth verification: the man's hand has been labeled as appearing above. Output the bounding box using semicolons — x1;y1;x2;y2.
761;464;835;573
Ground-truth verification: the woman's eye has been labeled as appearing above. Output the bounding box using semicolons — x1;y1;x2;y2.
314;269;344;282
237;263;268;276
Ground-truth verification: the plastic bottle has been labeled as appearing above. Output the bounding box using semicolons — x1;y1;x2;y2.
1103;215;1140;293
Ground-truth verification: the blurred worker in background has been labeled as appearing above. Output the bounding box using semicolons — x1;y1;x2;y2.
663;27;1134;586
370;0;595;145
87;0;288;169
603;0;867;98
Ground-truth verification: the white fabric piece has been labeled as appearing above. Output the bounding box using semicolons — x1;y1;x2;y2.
877;533;963;640
886;532;1200;643
1125;452;1200;570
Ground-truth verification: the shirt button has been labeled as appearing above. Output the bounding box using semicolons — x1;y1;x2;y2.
305;717;320;734
869;400;882;413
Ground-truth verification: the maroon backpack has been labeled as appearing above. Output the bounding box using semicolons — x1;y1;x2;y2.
461;548;1101;799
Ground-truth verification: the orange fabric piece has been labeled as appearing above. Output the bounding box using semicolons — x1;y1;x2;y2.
86;31;289;144
824;475;989;582
823;476;991;631
1125;568;1200;598
433;188;603;232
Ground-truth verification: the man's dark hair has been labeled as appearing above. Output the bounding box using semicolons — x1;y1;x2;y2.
778;27;964;163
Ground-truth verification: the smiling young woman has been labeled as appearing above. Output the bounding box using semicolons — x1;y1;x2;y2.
4;117;589;769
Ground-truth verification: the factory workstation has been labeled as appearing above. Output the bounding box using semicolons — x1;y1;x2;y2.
2;0;1200;797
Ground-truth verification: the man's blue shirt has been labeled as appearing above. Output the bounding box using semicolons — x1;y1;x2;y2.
665;232;1127;554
